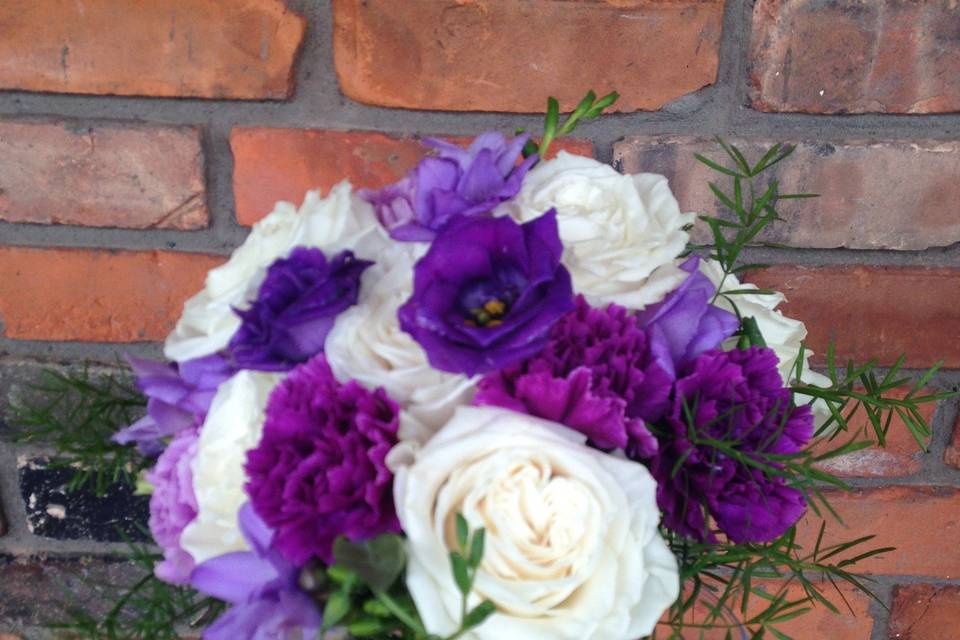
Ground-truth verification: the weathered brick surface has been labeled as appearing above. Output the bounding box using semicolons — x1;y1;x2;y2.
614;136;960;250
332;0;724;113
796;486;960;577
0;248;223;343
0;120;207;229
946;416;960;470
890;584;960;640
811;388;935;478
747;265;960;368
231;127;593;225
751;0;960;114
0;0;304;99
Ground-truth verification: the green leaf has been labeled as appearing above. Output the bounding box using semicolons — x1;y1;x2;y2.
362;598;392;618
455;513;469;551
348;618;386;637
333;535;407;593
463;600;497;629
322;591;351;630
450;552;471;595
695;153;744;178
469;528;486;568
740;316;768;348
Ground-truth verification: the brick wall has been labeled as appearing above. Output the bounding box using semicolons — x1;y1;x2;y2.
1;1;959;638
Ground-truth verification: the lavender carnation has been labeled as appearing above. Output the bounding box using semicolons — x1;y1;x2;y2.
147;427;199;584
245;355;401;565
228;247;372;372
476;296;671;457
653;346;813;543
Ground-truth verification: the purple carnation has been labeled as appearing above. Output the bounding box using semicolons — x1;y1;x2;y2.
399;210;574;376
228;248;372;372
245;354;401;565
638;256;740;378
653;347;814;544
147;427;199;584
476;296;671;458
361;131;536;241
113;354;231;456
192;503;322;640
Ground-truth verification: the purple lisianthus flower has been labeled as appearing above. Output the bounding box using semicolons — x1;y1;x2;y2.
191;503;321;640
476;296;671;458
361;131;537;241
113;354;231;456
245;354;401;565
638;256;740;378
147;427;199;585
653;346;814;543
399;210;574;376
227;247;372;372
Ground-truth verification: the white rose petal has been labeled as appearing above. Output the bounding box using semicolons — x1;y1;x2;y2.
701;259;832;428
164;181;385;362
180;370;282;564
393;406;679;640
325;243;477;443
496;152;695;310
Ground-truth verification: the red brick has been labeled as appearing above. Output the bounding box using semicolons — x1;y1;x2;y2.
0;120;207;229
614;136;960;251
890;584;960;640
796;486;960;577
0;248;223;343
0;0;305;99
811;388;935;478
332;0;724;113
747;265;960;369
231;128;593;226
750;0;960;114
944;415;960;470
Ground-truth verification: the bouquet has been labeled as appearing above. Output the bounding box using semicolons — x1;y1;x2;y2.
27;92;946;640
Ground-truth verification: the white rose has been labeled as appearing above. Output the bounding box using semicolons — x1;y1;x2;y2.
164;181;384;362
701;259;832;427
325;243;477;443
392;406;679;640
496;152;695;310
180;370;283;564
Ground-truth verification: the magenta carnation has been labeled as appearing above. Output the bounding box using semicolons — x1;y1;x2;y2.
476;296;672;458
653;346;814;544
245;355;401;565
147;427;199;584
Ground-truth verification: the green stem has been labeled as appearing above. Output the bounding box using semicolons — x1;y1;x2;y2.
374;590;427;638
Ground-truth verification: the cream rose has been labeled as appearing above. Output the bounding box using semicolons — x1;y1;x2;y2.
325;243;477;443
164;181;384;362
495;152;694;310
392;406;679;640
180;370;282;564
701;259;832;427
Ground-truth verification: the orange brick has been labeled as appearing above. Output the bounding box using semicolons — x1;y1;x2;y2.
0;0;305;99
230;128;593;226
796;487;960;577
0;248;223;343
748;265;960;368
890;584;960;640
332;0;723;113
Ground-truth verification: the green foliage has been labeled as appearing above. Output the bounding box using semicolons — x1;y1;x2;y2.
321;519;495;640
10;366;148;495
50;536;224;640
521;90;619;159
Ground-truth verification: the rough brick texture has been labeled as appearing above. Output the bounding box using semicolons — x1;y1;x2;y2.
0;248;222;342
332;0;724;113
751;0;960;113
0;120;207;229
890;584;960;640
796;486;960;577
748;265;960;368
0;0;305;99
231;127;593;225
945;415;960;470
615;136;960;250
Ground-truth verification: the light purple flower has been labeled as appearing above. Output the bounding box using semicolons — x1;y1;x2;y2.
245;355;401;566
637;256;740;378
227;247;372;372
113;354;231;456
147;427;199;585
399;210;574;376
361;131;537;241
191;503;321;640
